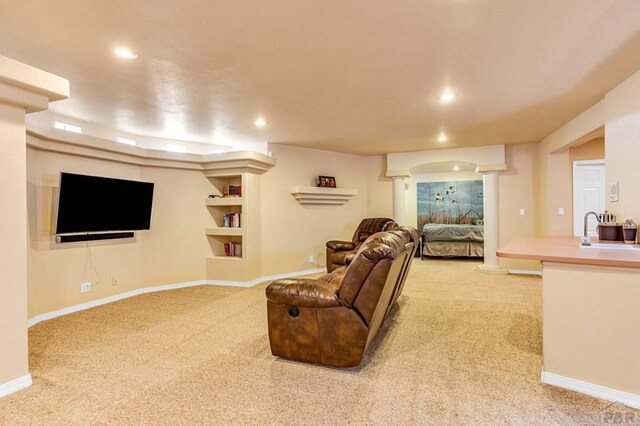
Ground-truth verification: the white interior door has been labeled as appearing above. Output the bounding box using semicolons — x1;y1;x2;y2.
573;160;605;237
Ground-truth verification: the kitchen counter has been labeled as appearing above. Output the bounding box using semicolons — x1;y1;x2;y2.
497;236;640;268
497;236;640;408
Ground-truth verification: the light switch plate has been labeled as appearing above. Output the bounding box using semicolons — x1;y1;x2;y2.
519;208;525;216
609;181;619;202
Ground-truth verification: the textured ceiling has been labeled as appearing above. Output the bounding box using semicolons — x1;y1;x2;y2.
1;0;640;155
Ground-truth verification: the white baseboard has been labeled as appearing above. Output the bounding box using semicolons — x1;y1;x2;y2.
508;269;543;277
541;369;640;409
207;267;325;288
27;268;326;327
0;374;32;399
27;280;208;327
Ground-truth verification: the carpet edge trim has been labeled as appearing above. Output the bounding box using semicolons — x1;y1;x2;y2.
541;369;640;409
0;374;32;399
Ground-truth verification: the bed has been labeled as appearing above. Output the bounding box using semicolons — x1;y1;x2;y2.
421;224;484;258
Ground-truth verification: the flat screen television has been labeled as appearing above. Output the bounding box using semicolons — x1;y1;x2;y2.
56;172;155;234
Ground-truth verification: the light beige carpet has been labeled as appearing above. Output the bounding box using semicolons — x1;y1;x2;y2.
1;259;638;425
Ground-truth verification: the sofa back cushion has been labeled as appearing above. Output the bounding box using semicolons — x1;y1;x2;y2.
351;218;397;246
338;231;407;324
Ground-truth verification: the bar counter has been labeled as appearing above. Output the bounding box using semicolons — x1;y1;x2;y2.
497;236;640;408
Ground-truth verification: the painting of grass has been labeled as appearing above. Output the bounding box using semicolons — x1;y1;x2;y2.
417;180;484;231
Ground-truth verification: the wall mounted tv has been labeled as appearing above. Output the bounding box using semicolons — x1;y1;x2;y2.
56;172;155;240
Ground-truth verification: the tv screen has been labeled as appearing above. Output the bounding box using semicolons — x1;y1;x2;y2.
56;172;155;234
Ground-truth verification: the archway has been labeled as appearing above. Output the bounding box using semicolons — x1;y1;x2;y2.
386;145;507;272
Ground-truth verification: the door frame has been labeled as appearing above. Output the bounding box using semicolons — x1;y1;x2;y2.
572;159;605;236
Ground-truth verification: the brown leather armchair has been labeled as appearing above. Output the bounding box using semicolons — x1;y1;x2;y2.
265;226;419;368
325;217;397;272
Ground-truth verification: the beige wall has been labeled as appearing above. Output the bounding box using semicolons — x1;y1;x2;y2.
0;104;30;386
259;144;378;275
26;147;212;318
568;137;605;163
537;101;605;237
605;68;640;222
498;143;539;270
364;155;393;218
537;66;640;234
26;141;391;318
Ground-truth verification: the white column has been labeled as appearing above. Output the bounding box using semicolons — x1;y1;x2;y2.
391;177;405;224
475;164;508;274
480;171;501;270
0;56;68;397
386;170;411;225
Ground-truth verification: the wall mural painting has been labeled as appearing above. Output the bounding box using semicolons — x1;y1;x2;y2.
417;180;484;230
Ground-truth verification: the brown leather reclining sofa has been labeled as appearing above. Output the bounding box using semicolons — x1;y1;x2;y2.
325;217;397;273
265;225;419;367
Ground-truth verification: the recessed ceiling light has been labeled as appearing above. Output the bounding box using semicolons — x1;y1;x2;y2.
114;47;138;59
439;90;456;103
453;165;460;171
54;121;82;134
437;132;448;143
166;144;187;153
116;137;136;146
254;117;267;127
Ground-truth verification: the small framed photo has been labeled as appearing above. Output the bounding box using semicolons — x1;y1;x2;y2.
318;175;336;188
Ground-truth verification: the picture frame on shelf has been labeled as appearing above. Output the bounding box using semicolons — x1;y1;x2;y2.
318;175;336;188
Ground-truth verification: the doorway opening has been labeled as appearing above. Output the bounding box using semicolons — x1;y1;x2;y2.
572;159;605;237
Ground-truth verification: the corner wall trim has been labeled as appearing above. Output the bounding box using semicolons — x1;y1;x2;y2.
0;374;33;399
27;268;326;327
541;369;640;409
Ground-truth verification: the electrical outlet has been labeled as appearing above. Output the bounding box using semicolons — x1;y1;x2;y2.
80;282;91;293
519;208;525;216
308;256;315;263
558;208;565;216
112;278;119;286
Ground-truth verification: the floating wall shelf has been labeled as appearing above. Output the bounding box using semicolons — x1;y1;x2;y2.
290;186;358;205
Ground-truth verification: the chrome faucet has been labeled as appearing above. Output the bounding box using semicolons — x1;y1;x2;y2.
581;211;600;246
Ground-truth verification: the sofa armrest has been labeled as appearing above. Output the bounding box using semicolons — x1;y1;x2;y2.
326;240;355;251
266;278;342;308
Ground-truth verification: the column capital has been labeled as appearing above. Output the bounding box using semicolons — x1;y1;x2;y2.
476;163;507;174
386;170;411;179
0;56;69;112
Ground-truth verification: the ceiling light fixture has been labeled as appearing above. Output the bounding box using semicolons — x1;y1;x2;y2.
114;47;138;59
254;117;267;127
437;132;448;143
453;165;460;171
54;121;82;134
116;137;136;146
439;90;456;103
166;144;187;153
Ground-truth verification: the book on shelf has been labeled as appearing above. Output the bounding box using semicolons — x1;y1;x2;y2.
222;213;241;228
223;184;242;197
223;241;242;257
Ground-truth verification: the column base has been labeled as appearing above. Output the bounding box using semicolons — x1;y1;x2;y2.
476;264;508;275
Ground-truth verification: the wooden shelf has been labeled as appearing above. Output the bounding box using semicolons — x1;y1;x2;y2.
290;186;358;205
205;197;243;207
205;227;243;236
